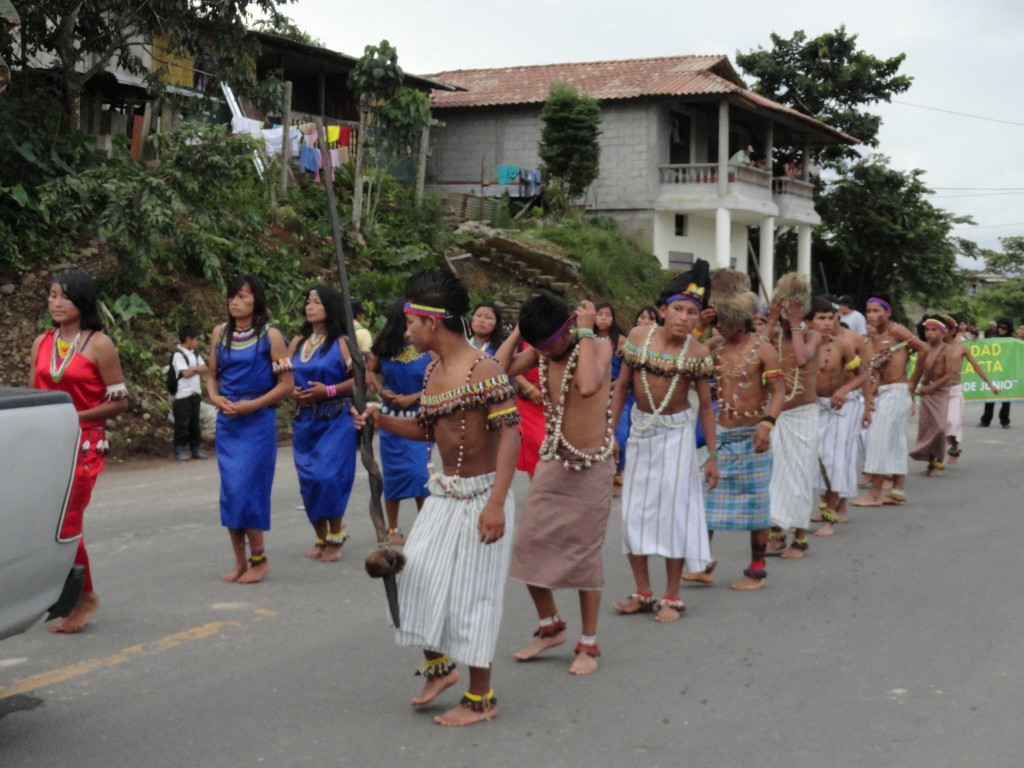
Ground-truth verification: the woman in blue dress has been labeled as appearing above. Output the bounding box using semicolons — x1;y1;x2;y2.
207;274;293;584
467;301;507;355
370;299;433;545
287;284;358;563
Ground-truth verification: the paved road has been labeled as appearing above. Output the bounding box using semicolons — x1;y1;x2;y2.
1;403;1021;767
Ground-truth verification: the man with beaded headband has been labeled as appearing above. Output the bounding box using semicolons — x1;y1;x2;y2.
851;294;926;507
762;273;823;560
495;292;615;674
607;261;717;622
353;269;520;727
682;269;785;591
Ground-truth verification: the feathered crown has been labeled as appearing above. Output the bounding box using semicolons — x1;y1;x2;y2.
659;259;711;310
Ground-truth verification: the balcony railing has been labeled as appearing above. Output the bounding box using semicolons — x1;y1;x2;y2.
659;163;771;189
771;177;814;199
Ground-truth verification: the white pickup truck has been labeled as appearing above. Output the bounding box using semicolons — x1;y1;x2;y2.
0;386;84;640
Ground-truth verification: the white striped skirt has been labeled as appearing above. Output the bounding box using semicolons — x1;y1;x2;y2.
863;383;912;476
946;384;964;442
816;394;862;499
620;407;711;570
394;471;514;668
769;402;819;530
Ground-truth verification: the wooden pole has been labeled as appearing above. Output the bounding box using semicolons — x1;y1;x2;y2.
314;119;400;627
352;106;367;231
279;81;292;199
414;122;430;206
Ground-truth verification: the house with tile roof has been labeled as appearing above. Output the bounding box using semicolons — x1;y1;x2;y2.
426;55;857;296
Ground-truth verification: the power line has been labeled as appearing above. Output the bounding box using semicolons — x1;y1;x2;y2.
890;100;1024;128
931;191;1024;199
953;221;1024;230
930;187;1024;191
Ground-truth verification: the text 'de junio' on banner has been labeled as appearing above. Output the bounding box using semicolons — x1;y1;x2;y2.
961;338;1023;401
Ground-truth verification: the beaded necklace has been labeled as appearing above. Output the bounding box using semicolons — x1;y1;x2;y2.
538;343;614;470
421;355;496;498
50;329;81;383
714;333;767;420
633;325;694;433
775;329;805;403
300;332;326;362
228;324;260;351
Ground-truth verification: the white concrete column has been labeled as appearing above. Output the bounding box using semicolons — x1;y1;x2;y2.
759;216;775;301
717;101;729;198
797;224;812;280
715;208;731;269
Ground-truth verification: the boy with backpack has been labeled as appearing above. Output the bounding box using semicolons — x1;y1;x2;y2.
170;325;209;461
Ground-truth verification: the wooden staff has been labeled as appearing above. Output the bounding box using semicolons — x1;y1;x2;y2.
314;120;404;627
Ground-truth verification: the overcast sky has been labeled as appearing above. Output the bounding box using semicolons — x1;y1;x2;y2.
285;0;1023;263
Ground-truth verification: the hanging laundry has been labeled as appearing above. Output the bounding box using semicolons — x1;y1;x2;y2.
497;164;520;185
338;126;352;147
327;125;340;144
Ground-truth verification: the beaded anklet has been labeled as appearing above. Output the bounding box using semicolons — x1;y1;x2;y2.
820;508;840;524
790;537;809;551
249;548;268;566
659;596;685;613
534;617;567;638
743;561;767;580
460;689;496;712
416;655;455;680
574;641;601;658
324;529;348;546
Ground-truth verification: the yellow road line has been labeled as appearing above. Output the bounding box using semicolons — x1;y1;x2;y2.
0;618;250;700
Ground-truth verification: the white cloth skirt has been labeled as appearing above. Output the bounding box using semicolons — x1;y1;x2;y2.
769;402;819;530
394;472;514;668
863;383;912;476
946;384;964;442
816;394;861;499
620;407;711;570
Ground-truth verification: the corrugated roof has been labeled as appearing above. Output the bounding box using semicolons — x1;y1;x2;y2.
428;55;740;108
428;55;857;145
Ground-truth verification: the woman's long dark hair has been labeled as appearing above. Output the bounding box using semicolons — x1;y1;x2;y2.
470;301;507;351
222;273;269;349
371;298;409;361
595;302;625;347
52;269;103;331
297;284;347;356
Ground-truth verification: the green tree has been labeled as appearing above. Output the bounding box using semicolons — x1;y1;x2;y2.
983;236;1024;277
538;82;601;201
348;40;431;230
815;155;972;313
736;26;912;163
2;0;288;131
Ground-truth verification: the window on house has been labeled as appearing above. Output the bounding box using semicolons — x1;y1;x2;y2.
674;214;688;237
668;251;694;270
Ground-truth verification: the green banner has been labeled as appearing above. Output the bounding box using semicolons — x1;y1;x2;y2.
961;338;1024;401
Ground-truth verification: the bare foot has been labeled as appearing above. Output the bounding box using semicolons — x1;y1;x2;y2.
814;522;835;537
730;575;766;591
513;631;566;661
238;560;270;584
434;698;495;726
320;543;344;563
810;511;824;523
924;468;943;478
681;570;715;585
412;668;459;706
780;544;808;559
221;563;247;582
947;455;958;465
766;536;787;556
569;652;599;675
303;543;325;560
48;592;100;634
837;511;850;524
654;601;684;623
612;595;656;615
850;495;883;507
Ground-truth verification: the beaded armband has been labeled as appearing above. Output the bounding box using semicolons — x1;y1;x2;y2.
417;375;517;427
104;382;128;401
621;339;714;379
272;357;294;374
486;405;521;431
762;368;784;383
844;354;861;371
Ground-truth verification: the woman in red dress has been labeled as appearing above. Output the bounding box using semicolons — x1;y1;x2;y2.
30;269;127;633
